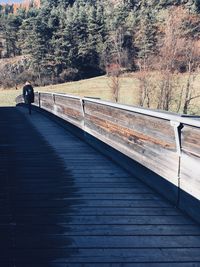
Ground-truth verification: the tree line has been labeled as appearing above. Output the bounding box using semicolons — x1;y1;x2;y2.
0;0;200;113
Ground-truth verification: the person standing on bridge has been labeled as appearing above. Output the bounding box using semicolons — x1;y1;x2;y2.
23;81;34;115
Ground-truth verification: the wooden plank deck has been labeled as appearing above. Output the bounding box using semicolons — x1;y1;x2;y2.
0;106;200;267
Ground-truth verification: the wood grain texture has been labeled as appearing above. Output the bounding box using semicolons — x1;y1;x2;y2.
39;93;54;113
84;102;176;144
180;152;200;199
181;125;200;156
34;92;39;106
84;101;179;186
39;94;83;128
180;125;200;199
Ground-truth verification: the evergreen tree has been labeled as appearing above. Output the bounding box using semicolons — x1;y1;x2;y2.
134;0;157;69
0;0;200;86
0;13;22;57
18;17;35;55
50;8;68;74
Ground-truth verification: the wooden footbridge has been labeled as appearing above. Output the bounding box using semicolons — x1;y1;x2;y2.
1;92;200;266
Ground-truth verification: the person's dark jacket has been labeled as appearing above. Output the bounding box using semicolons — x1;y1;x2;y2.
23;84;34;104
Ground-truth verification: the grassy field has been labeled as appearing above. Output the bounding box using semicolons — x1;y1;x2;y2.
0;75;140;107
0;73;200;114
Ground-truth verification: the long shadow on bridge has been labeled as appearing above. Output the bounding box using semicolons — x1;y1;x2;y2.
0;106;200;267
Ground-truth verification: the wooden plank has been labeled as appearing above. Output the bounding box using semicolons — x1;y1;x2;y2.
2;224;200;235
55;95;82;109
84;102;176;144
10;215;195;225
84;112;175;149
180;151;200;200
12;235;200;248
33;92;39;106
39;93;84;128
182;125;200;156
85;119;179;185
179;124;200;223
9;199;172;208
1;248;200;264
1;207;181;216
4;263;200;267
55;104;82;121
40;100;53;112
11;194;161;201
11;178;140;184
10;181;144;187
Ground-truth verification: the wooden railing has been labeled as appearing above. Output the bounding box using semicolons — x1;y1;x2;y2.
16;92;200;223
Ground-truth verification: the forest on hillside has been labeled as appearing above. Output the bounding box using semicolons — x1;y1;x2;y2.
0;0;200;113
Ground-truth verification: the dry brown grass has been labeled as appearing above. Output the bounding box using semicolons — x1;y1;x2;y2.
0;73;199;114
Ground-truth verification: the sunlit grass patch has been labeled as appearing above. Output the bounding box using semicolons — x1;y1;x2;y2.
0;74;200;115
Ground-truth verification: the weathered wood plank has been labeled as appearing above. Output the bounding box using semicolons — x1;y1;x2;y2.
11;192;159;200
85;118;179;186
0;207;181;216
8;199;172;208
9;215;195;225
181;125;200;156
39;94;84;128
55;104;83;121
2;224;200;235
11;235;200;248
180;151;200;200
8;185;151;193
84;102;176;144
180;125;200;198
54;95;81;108
5;263;200;267
179;124;200;222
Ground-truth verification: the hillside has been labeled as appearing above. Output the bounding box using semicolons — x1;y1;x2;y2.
0;55;31;88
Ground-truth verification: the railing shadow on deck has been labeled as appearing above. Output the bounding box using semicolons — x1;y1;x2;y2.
0;105;87;264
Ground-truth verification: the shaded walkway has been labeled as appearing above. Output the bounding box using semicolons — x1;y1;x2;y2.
0;106;200;267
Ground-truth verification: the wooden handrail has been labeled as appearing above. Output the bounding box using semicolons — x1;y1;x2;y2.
16;91;200;224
